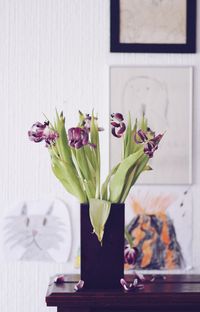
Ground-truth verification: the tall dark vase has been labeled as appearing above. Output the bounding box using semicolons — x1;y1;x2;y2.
80;203;124;289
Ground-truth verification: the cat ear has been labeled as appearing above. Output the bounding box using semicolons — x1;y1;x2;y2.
21;203;28;215
46;202;54;215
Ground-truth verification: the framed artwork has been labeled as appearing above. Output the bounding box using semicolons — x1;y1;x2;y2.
125;185;193;271
0;199;73;263
110;66;193;184
110;0;196;53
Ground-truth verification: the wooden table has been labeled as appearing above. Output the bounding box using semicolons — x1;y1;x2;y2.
46;274;200;312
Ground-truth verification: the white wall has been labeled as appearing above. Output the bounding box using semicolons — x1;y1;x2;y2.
0;1;200;311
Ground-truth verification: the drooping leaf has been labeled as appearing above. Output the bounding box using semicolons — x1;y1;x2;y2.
51;158;86;203
109;149;143;203
51;111;88;202
89;198;111;244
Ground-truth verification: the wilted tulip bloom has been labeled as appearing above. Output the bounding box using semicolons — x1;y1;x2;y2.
28;122;48;143
68;127;96;149
134;129;148;144
124;244;138;265
144;133;163;158
134;129;163;158
44;130;59;147
80;113;104;132
111;113;126;138
28;121;58;147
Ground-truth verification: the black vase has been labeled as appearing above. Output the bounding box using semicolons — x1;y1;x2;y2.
80;203;124;289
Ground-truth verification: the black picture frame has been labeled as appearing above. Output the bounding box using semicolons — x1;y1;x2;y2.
110;0;196;53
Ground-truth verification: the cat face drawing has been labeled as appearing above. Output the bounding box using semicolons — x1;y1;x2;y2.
2;200;72;262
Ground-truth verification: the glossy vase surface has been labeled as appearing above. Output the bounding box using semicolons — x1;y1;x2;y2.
80;203;124;289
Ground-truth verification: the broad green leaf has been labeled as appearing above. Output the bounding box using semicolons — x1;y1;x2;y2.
84;145;96;171
75;148;90;181
131;154;149;186
50;150;86;200
84;148;96;179
89;199;111;244
120;154;149;203
109;150;143;203
54;113;72;163
51;160;86;202
51;154;83;191
50;111;90;202
83;180;95;199
101;163;120;200
120;166;137;203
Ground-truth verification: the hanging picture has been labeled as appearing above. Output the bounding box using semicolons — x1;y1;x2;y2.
110;0;196;53
110;66;193;184
125;185;193;271
0;199;73;263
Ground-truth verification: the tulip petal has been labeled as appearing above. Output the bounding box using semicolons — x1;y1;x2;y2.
114;113;124;122
111;127;121;138
111;121;120;127
117;122;126;135
74;280;84;291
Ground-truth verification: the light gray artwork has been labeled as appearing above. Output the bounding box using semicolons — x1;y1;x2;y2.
0;199;72;262
120;0;187;44
110;66;193;184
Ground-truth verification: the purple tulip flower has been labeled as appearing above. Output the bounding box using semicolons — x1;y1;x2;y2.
68;127;96;149
134;129;163;158
28;122;48;143
111;113;126;138
144;133;163;158
82;114;104;132
134;129;148;144
28;121;58;147
124;244;138;265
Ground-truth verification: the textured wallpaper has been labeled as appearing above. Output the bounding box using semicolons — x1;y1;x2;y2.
0;1;200;311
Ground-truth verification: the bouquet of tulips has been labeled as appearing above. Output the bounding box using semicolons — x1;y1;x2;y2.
28;111;163;243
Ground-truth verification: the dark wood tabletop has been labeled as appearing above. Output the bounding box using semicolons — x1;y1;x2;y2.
46;274;200;312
